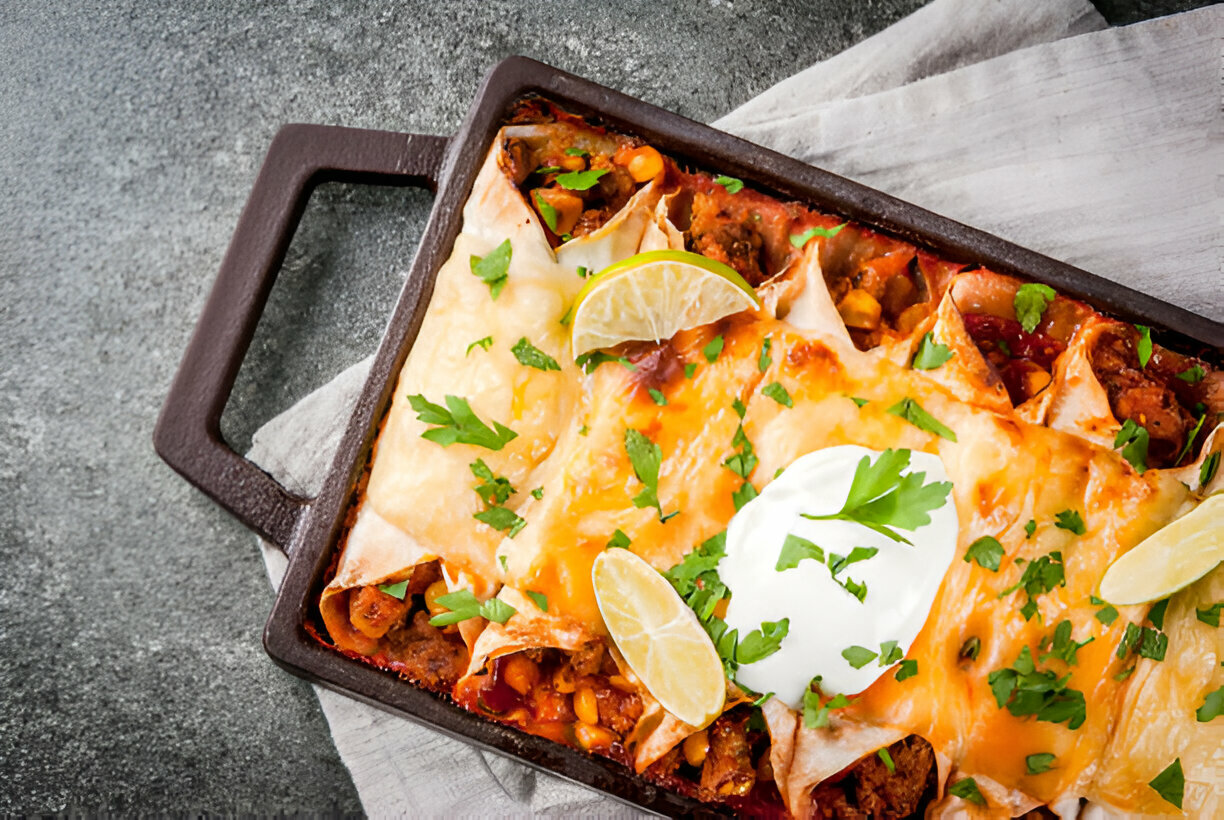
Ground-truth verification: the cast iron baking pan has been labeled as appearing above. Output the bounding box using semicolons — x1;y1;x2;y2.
154;56;1224;816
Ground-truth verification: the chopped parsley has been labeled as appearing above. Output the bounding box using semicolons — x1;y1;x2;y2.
530;487;544;500
1148;598;1169;630
1026;753;1056;775
409;394;518;450
723;423;758;479
998;550;1065;621
1197;685;1224;722
578;424;589;436
714;175;744;194
576;265;588;278
474;505;526;538
555;168;608;191
1149;758;1184;809
732;480;758;511
525;590;548;612
1196;602;1223;627
802;448;952;544
378;579;408;599
563;147;587;157
732;398;747;418
842;645;878;669
469;239;512;299
911;332;954;370
606;529;631;549
1024;519;1037;539
752;691;773;707
948;778;986;806
535;165;561;175
878;640;903;666
1177;412;1207;464
428;589;516;626
762;381;792;407
775;536;873;602
851;396;870;408
758;337;772;372
1054;509;1086;535
1090;595;1119;626
1113;418;1149;474
886;397;958;441
1202;451;1221;486
790;222;847;248
895;659;918;681
1176;364;1205;383
802;678;854;728
775;533;824;571
828;546;878;577
737;619;790;664
465;336;493;355
575;351;637;374
498;554;508;571
959;636;981;662
1135;324;1153;368
1013;283;1056;334
1116;621;1167;662
703;334;725;363
964;535;1004;571
648;388;668;406
1039;619;1094;666
684;362;697;378
877;748;895;774
532;191;558;233
987;645;1087;729
511;337;560;371
470;459;515;505
625;428;672;522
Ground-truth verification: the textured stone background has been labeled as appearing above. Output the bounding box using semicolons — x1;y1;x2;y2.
0;0;1208;813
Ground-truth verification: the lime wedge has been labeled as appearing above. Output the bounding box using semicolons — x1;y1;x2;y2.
1098;494;1224;605
592;548;726;728
570;250;760;358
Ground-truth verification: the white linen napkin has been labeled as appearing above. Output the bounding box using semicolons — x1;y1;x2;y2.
248;0;1222;814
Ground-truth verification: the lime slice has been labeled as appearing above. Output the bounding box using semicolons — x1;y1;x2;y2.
1098;494;1224;605
591;548;725;728
570;250;760;358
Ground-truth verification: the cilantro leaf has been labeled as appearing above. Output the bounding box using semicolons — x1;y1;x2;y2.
1026;753;1056;775
470;459;516;505
525;590;548;612
684;362;696;378
828;546;878;577
532;191;559;233
1148;598;1169;630
576;265;589;279
1054;509;1086;535
732;480;758;511
1202;451;1221;486
911;332;954;370
886;397;958;441
802;679;854;728
1196;602;1223;627
877;748;895;774
648;388;668;406
466;336;493;355
758;337;772;372
803;448;952;544
1024;519;1036;539
428;589;480;625
378;580;408;600
535;165;561;175
1149;758;1184;809
762;381;792;407
998;550;1065;619
474;506;527;538
625;428;669;521
564;147;587;157
470;239;513;299
987;645;1086;729
409;394;518;450
732;397;747;419
511;337;561;371
948;778;986;806
714;175;744;194
895;659;918;681
878;640;903;666
1176;364;1205;384
959;636;981;662
530;487;543;500
1116;621;1168;661
703;334;724;363
575;351;637;374
790;222;847;248
1091;595;1119;626
1039;619;1093;666
964;535;1004;571
606;529;631;549
1197;686;1224;722
737;618;790;664
839;576;868;602
498;554;508;571
842;645;878;669
851;396;870;408
1177;412;1207;465
480;598;517;624
776;533;825;571
1113;418;1149;474
1135;324;1153;368
555;168;608;190
751;691;773;707
1013;283;1056;334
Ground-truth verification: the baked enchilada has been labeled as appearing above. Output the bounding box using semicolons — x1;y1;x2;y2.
315;100;1224;817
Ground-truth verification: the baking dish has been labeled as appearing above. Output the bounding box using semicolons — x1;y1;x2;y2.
154;56;1224;815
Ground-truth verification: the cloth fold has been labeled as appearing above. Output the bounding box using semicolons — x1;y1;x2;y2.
248;0;1221;814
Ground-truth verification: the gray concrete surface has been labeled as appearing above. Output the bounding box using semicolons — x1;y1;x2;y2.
0;0;1206;813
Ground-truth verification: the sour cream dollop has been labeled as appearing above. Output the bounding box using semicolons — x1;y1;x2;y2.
722;445;959;709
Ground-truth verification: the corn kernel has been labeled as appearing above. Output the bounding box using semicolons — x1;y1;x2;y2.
552;665;576;694
573;685;600;726
503;655;539;696
837;288;883;330
626;146;663;183
682;730;709;767
574;721;615;751
424;580;449;615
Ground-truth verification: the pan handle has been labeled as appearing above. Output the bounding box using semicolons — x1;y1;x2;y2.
154;125;450;550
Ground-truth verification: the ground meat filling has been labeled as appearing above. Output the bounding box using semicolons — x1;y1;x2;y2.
963;312;1065;406
809;735;937;819
820;228;927;350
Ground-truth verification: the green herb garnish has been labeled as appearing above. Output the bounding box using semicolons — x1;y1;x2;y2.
470;239;512;299
684;362;697;378
964;535;1003;571
911;332;954;370
470;459;515;505
1197;686;1224;722
1026;753;1056;775
842;645;878;669
1013;283;1056;334
895;659;918;681
1176;412;1207;465
1039;619;1094;666
1176;364;1205;384
1113;418;1149;474
1149;758;1184;809
409;394;517;450
738;619;790;664
1202;451;1221;486
714;175;744;194
703;334;725;363
1054;509;1086;535
762;381;792;407
511;337;560;371
575;351;637;374
525;590;548;612
1024;519;1037;539
886;397;957;441
1196;602;1223;627
1091;595;1119;626
775;533;824;571
648;388;668;406
555;168;608;191
474;506;527;538
948;778;986;806
877;748;895;773
802;678;854;728
1135;324;1152;368
878;640;903;666
959;636;981;662
428;589;517;626
732;480;758;511
563;147;587;157
988;645;1086;729
530;487;544;500
758;337;772;372
378;580;408;599
466;336;493;355
998;550;1065;620
790;222;847;248
607;529;631;549
851;396;869;408
625;428;672;522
